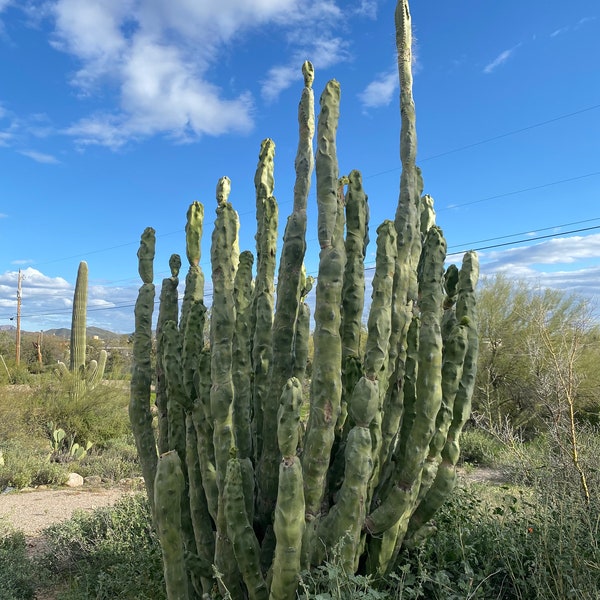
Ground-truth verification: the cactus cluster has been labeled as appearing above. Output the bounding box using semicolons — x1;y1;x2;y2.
129;2;479;598
57;261;107;399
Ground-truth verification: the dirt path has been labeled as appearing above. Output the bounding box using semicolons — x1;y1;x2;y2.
0;486;134;537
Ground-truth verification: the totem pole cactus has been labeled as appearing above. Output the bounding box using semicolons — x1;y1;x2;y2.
57;261;107;400
129;2;479;598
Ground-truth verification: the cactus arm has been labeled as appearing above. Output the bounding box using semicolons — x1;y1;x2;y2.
341;170;369;364
252;140;278;466
405;251;479;543
87;349;107;389
129;227;158;517
258;64;316;530
185;413;215;594
365;226;446;539
154;451;189;600
270;378;305;600
180;202;205;332
224;455;269;600
210;177;242;596
363;221;397;500
191;347;218;523
302;79;346;518
315;80;341;249
292;274;313;382
316;378;377;571
232;250;255;461
156;255;181;455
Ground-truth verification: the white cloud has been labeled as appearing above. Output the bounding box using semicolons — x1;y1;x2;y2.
358;69;398;109
463;233;600;306
19;150;61;164
49;0;361;145
354;0;377;19
483;45;520;74
0;268;140;332
261;36;350;101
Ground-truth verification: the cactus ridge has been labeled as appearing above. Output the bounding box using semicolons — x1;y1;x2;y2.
130;5;479;597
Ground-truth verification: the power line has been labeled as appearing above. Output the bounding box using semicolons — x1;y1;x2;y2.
437;171;600;212
449;224;600;255
448;216;600;250
364;102;600;179
14;101;600;272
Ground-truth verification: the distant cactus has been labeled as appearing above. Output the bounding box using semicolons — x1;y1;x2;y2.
57;261;107;399
129;2;479;598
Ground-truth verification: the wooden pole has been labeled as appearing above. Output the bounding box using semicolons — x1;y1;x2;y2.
15;269;22;366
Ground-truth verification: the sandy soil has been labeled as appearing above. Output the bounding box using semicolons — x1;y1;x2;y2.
0;486;133;536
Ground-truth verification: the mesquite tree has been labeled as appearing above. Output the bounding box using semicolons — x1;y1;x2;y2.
129;2;479;598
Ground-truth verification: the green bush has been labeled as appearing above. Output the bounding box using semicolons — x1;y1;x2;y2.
459;427;505;467
40;494;165;600
0;529;36;599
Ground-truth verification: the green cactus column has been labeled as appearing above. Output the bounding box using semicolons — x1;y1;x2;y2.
210;176;242;597
302;78;346;518
156;255;181;455
270;377;305;600
129;228;158;517
180;201;205;332
69;261;88;378
233;250;255;461
257;62;315;532
154;450;189;600
405;252;479;543
252;139;278;468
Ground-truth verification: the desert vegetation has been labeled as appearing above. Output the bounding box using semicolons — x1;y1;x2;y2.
1;0;599;598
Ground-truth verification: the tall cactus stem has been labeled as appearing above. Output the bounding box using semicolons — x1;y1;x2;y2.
154;450;189;600
129;227;158;517
302;78;346;517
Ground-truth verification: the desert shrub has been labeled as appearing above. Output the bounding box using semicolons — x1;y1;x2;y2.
39;494;165;600
76;438;141;483
459;427;505;467
26;380;131;446
0;528;36;599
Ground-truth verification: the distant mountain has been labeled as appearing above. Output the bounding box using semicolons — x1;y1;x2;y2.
44;327;126;342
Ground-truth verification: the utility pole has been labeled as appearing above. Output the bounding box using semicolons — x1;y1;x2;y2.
15;269;22;366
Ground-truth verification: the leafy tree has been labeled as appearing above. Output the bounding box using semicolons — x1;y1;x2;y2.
474;275;600;436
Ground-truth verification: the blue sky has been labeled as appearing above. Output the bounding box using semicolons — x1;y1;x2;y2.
1;0;599;334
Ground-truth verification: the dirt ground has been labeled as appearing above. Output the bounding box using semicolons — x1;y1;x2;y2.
0;485;137;555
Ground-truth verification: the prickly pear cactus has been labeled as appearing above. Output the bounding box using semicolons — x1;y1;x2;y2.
129;2;479;598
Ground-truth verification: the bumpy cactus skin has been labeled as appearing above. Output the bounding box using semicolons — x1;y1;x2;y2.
130;4;480;597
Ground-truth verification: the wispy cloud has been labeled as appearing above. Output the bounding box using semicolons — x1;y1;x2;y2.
44;0;366;146
358;69;398;109
11;259;34;265
354;0;378;19
0;267;139;332
483;44;520;74
451;233;600;305
261;36;349;102
19;149;61;164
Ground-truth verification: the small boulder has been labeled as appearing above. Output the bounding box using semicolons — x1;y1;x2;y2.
65;473;84;488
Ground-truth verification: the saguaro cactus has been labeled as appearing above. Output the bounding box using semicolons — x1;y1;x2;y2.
57;261;107;399
129;2;479;598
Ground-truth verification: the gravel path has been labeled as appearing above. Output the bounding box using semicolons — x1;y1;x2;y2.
0;486;133;537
